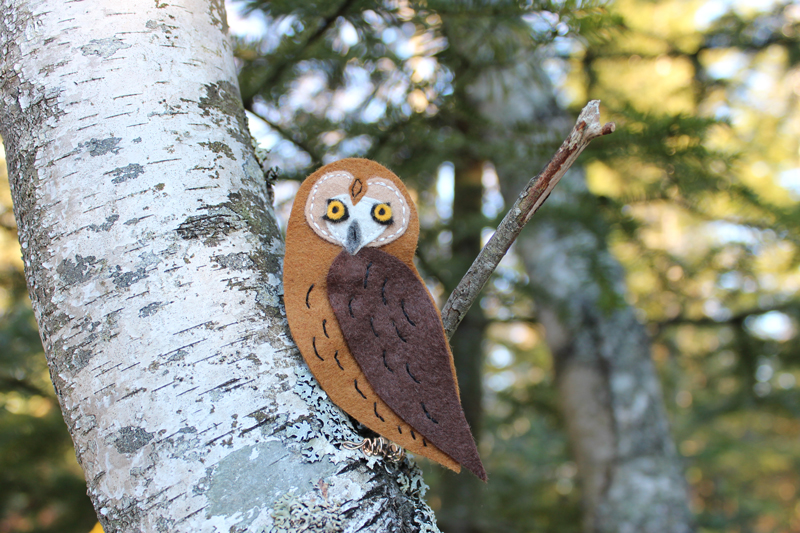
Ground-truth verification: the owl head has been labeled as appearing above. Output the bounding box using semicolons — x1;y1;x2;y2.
294;159;419;262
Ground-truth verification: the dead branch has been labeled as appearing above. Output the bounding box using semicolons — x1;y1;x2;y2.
441;100;616;340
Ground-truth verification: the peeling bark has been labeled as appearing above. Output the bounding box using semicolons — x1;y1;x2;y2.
0;1;439;531
468;60;695;532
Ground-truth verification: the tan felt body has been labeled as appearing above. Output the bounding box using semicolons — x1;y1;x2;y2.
284;158;460;472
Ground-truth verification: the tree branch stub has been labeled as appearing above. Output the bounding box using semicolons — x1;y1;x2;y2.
441;100;616;339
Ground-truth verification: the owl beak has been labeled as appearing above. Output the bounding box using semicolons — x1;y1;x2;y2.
345;221;362;255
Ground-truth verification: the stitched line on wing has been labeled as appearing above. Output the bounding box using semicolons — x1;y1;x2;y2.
382;350;393;373
322;319;329;338
373;402;385;422
334;351;343;370
406;362;420;383
364;262;372;288
393;320;407;342
421;402;438;424
401;300;416;326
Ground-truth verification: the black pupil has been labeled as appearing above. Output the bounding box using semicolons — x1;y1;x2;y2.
332;206;339;213
378;208;385;215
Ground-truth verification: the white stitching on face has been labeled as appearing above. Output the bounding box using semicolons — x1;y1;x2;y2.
307;171;353;241
367;178;408;243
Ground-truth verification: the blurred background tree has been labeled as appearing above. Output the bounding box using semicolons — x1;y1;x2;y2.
1;0;799;531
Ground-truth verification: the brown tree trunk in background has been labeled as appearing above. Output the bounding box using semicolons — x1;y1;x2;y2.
450;157;486;439
438;157;488;533
473;61;694;531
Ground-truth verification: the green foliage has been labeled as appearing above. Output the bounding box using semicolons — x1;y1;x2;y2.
576;1;800;529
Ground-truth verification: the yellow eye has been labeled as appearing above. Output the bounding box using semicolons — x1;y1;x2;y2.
371;203;393;225
324;199;348;222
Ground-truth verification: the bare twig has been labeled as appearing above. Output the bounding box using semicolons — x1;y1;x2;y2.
441;100;615;339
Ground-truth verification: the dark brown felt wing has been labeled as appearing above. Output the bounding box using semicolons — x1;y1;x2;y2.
327;247;486;481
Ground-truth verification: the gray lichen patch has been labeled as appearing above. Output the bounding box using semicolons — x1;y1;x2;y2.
95;496;144;533
205;441;337;530
199;140;236;160
289;365;363;462
270;482;343;533
176;212;238;246
81;136;122;157
144;19;175;33
225;190;282;272
89;214;120;232
60;343;95;374
138;301;164;318
79;37;131;58
197;81;250;146
114;426;154;454
57;255;99;285
49;312;109;373
106;163;144;184
213;252;254;272
175;185;281;257
110;265;149;289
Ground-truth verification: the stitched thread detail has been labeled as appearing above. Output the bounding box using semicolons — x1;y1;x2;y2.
312;338;324;361
364;262;372;288
373;402;385;422
322;319;329;338
334;351;343;370
401;300;416;326
354;379;367;399
393;320;407;342
382;350;393;373
306;284;314;309
421;402;439;424
366;178;408;243
406;362;420;383
307;170;353;241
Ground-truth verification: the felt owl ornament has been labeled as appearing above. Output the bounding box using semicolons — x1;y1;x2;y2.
283;158;486;481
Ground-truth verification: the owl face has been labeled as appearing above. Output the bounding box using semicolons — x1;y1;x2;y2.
305;170;410;255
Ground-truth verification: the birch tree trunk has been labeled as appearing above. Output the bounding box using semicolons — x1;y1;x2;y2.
467;61;695;532
0;1;438;531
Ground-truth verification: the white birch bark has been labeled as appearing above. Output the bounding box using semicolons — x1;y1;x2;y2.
0;1;438;531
